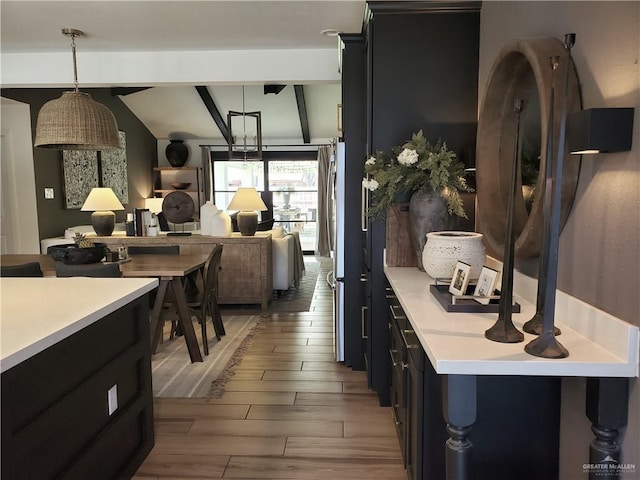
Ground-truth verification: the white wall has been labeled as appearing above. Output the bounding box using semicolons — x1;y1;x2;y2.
0;98;40;253
479;2;639;478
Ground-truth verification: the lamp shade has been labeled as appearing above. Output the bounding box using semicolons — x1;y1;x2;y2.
144;197;165;214
227;188;267;236
227;188;267;212
81;187;124;212
81;187;123;237
568;108;634;154
34;91;120;151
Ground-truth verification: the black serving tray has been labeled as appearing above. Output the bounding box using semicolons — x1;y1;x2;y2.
429;284;521;313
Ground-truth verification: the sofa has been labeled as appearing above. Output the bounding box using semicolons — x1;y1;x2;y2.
40;224;300;292
268;228;298;291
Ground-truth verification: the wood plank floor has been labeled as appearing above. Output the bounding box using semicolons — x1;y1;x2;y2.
134;257;406;480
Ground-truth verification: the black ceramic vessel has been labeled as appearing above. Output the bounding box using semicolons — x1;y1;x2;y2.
47;243;108;264
165;139;189;167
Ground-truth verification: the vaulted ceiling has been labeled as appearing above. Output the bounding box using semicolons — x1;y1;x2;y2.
1;0;367;143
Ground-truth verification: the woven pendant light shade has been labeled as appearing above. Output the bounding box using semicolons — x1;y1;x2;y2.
34;91;120;150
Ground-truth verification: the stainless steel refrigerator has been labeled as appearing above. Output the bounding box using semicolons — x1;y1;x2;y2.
327;141;345;362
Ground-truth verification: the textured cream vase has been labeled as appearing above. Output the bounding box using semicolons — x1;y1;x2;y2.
422;231;486;280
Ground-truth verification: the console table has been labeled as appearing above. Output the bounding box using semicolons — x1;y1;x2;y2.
93;233;273;309
384;264;638;480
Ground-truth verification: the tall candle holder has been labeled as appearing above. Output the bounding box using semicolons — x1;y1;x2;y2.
524;34;575;359
522;48;563;337
484;98;525;344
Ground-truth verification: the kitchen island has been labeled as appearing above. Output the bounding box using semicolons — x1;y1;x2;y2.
1;277;158;480
384;264;638;480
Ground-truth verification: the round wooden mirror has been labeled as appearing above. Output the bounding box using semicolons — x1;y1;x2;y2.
476;37;582;259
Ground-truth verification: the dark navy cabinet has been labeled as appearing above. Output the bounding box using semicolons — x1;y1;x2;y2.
388;287;447;480
386;282;562;480
1;295;154;480
344;1;481;405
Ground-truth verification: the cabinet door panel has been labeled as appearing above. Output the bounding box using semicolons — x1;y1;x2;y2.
406;351;420;480
389;321;407;464
218;243;261;300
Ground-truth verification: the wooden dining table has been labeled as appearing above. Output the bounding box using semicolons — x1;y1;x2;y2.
1;253;208;363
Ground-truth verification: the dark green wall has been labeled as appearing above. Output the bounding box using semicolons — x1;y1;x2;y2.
1;88;157;240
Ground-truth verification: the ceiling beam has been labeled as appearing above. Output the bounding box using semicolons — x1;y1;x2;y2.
195;86;231;144
111;87;152;96
294;85;310;144
264;84;287;95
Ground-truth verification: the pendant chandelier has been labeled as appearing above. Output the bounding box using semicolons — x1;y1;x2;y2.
34;28;120;150
227;85;263;160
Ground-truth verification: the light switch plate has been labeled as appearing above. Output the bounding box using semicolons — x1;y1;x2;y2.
107;384;118;415
44;188;54;199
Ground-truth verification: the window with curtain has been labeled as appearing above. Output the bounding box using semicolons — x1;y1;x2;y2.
211;151;319;252
213;161;265;209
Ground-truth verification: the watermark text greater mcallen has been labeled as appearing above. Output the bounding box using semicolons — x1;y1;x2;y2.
583;456;636;476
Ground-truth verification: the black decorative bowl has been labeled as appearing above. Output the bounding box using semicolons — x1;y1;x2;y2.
47;243;108;265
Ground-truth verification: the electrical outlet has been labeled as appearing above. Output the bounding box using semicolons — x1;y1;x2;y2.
44;188;54;199
107;385;118;415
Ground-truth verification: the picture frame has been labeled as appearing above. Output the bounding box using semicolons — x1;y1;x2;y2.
449;261;471;296
473;266;499;305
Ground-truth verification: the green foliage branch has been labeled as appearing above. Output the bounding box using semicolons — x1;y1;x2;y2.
363;130;473;219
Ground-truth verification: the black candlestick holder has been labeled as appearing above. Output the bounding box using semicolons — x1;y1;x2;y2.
485;98;525;344
524;34;575;359
523;46;563;338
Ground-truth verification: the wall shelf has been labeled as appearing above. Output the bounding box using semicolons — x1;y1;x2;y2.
153;167;203;219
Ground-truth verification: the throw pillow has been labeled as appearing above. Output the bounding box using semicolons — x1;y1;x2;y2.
271;226;285;238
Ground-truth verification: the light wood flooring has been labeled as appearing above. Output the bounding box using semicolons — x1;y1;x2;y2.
134;257;405;479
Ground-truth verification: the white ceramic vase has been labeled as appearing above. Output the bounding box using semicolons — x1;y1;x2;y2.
421;231;486;279
201;201;232;236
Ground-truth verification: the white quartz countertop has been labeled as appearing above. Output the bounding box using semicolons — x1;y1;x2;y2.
0;277;158;373
384;265;639;378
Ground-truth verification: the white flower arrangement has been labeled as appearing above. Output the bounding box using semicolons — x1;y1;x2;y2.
397;148;419;166
362;178;380;191
362;130;473;218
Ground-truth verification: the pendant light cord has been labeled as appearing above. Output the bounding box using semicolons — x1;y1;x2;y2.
70;32;79;93
62;28;83;93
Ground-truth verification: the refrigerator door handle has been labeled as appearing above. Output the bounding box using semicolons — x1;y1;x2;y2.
361;181;368;232
326;270;336;289
361;306;368;339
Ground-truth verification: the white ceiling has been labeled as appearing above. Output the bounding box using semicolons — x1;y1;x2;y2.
0;0;367;142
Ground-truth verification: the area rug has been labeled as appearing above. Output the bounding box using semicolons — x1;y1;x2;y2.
219;258;321;314
151;314;260;398
207;316;268;398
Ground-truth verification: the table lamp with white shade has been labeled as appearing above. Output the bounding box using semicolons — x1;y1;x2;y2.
81;187;124;236
227;187;267;236
144;197;164;214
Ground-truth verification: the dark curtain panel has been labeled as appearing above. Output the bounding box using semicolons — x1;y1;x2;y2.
316;145;333;256
201;146;212;203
